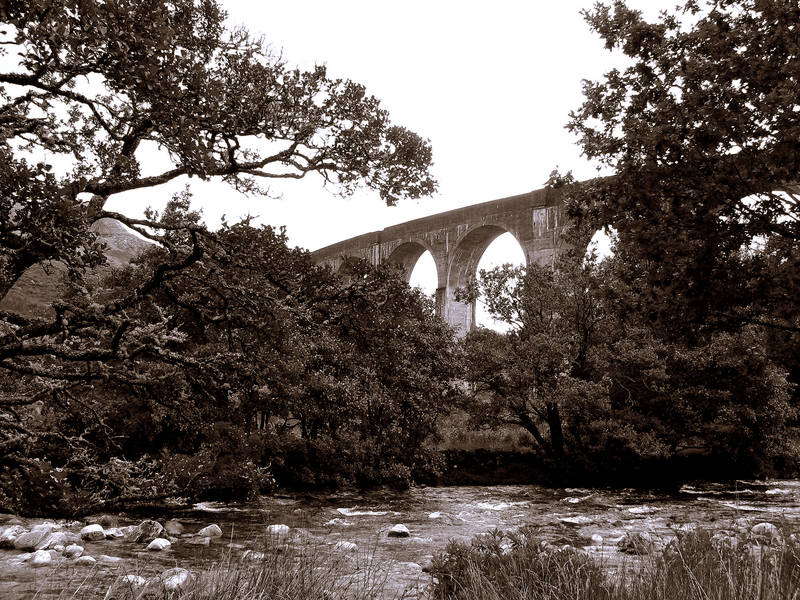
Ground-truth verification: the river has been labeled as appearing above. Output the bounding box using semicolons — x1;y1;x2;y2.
2;480;800;598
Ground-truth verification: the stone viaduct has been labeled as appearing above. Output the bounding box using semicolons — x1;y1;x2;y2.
311;186;568;335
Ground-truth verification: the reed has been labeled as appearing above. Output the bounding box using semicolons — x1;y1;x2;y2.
34;525;800;599
32;536;395;600
428;527;800;600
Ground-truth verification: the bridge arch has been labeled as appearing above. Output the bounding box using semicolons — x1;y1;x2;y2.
386;240;436;283
446;225;527;332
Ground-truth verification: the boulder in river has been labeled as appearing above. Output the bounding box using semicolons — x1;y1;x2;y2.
119;525;138;538
0;524;26;548
14;529;51;550
165;519;184;536
559;515;594;526
160;567;192;592
388;524;410;538
266;524;290;537
39;530;80;549
196;524;222;538
185;536;211;546
146;538;171;551
80;524;106;541
30;549;53;567
104;527;125;539
333;541;358;553
11;552;33;564
128;520;164;543
63;544;84;558
74;555;97;565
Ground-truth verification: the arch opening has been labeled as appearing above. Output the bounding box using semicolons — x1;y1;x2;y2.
447;226;526;334
386;241;439;303
587;228;615;261
408;251;437;299
475;232;527;331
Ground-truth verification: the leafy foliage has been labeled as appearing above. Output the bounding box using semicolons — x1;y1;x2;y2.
460;253;609;459
1;0;436;380
0;0;445;514
566;0;799;343
0;213;461;513
461;238;798;481
474;0;800;480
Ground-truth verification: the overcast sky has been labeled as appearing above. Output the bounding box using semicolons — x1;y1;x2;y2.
105;0;658;318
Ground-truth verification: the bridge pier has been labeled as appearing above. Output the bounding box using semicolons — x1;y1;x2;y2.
313;187;568;336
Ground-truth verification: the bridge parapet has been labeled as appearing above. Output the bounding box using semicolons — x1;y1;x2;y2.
312;186;569;335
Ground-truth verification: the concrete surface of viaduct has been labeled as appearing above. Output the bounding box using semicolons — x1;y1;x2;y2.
311;187;568;335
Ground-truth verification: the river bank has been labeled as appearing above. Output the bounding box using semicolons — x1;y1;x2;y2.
2;481;800;598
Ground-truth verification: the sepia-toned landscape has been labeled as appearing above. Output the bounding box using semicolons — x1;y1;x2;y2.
1;1;799;598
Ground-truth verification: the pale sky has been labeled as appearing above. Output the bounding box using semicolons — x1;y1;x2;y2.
102;0;657;321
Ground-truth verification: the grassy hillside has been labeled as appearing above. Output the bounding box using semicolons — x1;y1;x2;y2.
0;218;151;318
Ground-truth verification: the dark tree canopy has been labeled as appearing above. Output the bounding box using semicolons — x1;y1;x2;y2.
0;0;436;378
0;0;448;514
567;0;799;340
462;247;797;483
550;0;800;473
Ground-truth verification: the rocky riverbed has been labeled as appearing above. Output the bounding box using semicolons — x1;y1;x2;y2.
2;480;800;598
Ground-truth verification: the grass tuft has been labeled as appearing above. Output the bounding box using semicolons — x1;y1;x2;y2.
428;527;800;600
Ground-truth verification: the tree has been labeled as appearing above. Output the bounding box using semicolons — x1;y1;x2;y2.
461;244;798;481
567;0;799;343
0;0;435;371
1;207;461;512
135;222;463;488
0;0;439;514
98;231;461;495
460;253;609;460
279;259;463;488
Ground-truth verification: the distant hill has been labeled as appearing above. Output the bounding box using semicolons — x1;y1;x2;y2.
0;218;152;319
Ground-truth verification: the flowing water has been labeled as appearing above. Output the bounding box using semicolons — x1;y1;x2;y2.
3;480;800;598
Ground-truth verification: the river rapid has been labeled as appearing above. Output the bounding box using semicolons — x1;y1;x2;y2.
2;480;800;598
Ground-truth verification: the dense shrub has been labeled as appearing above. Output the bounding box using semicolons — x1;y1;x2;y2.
429;529;611;600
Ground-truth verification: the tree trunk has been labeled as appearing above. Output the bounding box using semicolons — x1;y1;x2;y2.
546;402;565;457
517;412;550;456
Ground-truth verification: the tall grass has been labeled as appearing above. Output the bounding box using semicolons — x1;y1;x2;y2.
179;542;391;600
429;529;609;600
35;526;800;599
435;411;534;452
428;527;800;600
619;529;800;600
33;536;395;600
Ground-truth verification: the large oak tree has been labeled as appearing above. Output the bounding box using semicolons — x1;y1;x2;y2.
0;0;435;373
566;0;799;413
567;0;799;339
0;0;440;514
